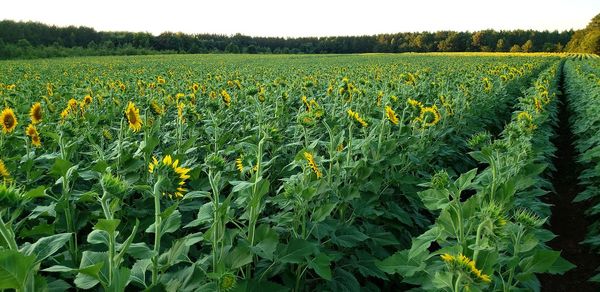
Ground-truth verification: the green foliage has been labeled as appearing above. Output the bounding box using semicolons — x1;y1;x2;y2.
0;54;574;291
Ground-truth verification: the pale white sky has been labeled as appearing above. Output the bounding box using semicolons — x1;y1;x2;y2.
2;0;598;37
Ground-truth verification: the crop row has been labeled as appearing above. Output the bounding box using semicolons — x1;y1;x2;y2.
0;55;562;291
378;61;575;291
563;58;600;283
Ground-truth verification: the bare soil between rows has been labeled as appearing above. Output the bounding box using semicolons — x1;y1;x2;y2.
539;65;600;291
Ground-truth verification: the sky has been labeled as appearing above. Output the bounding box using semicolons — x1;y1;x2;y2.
1;0;599;37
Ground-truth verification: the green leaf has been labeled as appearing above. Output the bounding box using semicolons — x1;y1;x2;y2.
106;267;131;292
113;220;140;266
47;279;72;292
87;230;109;248
331;225;368;248
311;203;336;223
225;244;253;269
418;189;450;210
43;265;77;273
232;279;290;292
252;225;279;260
50;158;73;178
25;186;46;199
546;256;575;274
127;243;153;259
130;259;151;288
329;268;359;292
408;227;441;260
147;209;183;235
230;180;255;193
308;253;332;280
94;219;120;236
20;233;71;264
519;249;561;274
376;250;426;277
74;251;107;289
0;250;36;290
277;238;315;264
432;271;454;289
455;168;478;191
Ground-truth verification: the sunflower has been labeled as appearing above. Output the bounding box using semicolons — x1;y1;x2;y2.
220;90;231;107
0;159;9;180
440;253;491;284
148;155;191;199
235;157;244;173
125;102;142;132
25;124;41;147
385;106;399;125
29;102;43;124
416;105;441;127
347;109;368;128
83;95;93;106
31;134;41;147
177;102;185;123
407;98;423;108
25;124;38;137
1;108;18;134
150;100;164;116
67;98;78;111
303;151;322;179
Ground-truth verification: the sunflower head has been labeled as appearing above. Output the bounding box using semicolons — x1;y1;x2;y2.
83;95;93;106
1;108;18;134
29;102;43;124
385;106;399;125
416;105;441;127
219;272;237;291
149;155;191;199
0;183;24;209
150;100;164;116
101;172;129;198
0;159;10;181
125;101;143;132
26;124;38;137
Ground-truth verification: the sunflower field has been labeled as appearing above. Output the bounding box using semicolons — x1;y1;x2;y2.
0;53;596;291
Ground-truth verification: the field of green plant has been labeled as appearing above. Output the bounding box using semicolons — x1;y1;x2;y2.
0;53;598;291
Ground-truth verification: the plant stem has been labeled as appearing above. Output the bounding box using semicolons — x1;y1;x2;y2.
151;175;164;286
0;215;17;250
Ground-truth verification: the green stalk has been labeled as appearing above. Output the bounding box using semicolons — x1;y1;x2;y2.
473;220;487;263
376;106;386;160
151;175;165;286
0;215;17;250
454;273;463;292
208;170;220;275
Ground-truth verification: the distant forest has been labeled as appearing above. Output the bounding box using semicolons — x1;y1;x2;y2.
0;15;597;59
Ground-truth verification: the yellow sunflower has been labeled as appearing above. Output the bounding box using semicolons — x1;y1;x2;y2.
29;102;43;124
220;90;231;107
303;151;322;179
416;105;441;127
385;106;399;125
148;155;191;199
235;157;244;173
83;95;93;106
31;133;41;147
0;159;9;180
25;124;41;147
1;108;18;134
347;109;368;128
125;102;142;132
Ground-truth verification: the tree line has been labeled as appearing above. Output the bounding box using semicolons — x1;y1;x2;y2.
0;19;591;59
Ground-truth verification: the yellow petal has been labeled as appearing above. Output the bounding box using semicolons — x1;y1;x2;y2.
163;155;172;166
